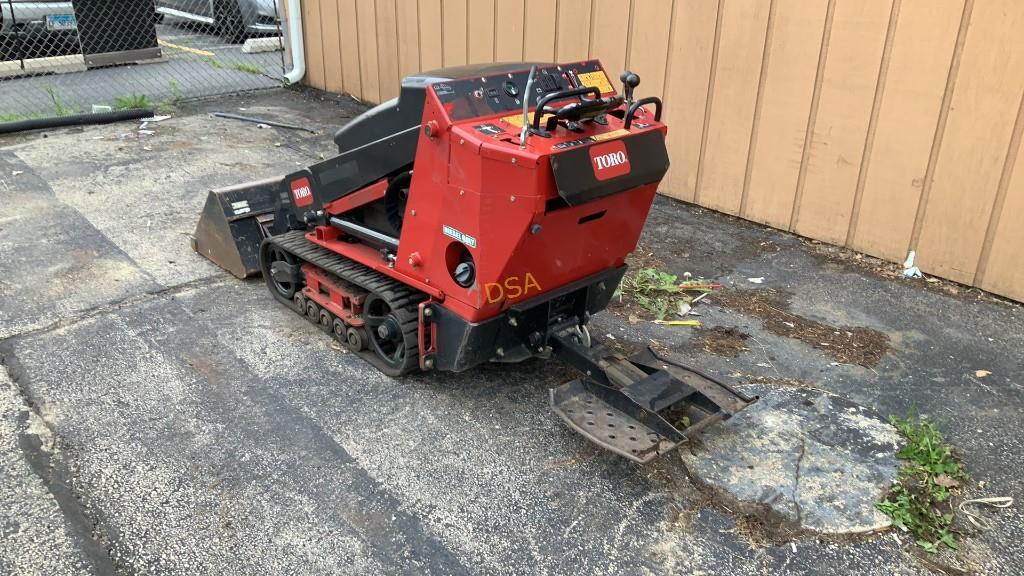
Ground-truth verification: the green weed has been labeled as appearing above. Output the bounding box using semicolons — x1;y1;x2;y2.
45;86;78;116
231;62;264;75
876;411;968;553
167;78;184;104
113;93;153;110
616;267;687;320
0;112;46;123
204;57;225;69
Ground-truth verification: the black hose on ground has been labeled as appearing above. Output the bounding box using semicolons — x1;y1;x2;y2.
0;108;155;135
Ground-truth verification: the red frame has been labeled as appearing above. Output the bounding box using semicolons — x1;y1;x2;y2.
301;264;366;327
307;60;667;329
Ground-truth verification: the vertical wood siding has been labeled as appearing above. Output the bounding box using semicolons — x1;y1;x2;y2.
300;0;1024;303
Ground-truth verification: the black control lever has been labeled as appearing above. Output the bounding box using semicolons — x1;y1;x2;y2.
620;70;640;106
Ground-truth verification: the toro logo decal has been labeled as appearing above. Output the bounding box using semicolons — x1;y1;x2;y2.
290;177;314;208
589;140;630;181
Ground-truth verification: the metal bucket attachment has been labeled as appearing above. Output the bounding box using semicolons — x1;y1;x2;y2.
191;176;283;278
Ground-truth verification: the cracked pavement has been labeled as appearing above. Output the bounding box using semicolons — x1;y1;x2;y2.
1;88;1022;574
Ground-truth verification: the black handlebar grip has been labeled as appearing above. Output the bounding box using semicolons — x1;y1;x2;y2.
532;86;602;129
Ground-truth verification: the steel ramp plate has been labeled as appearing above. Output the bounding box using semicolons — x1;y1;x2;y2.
550;379;685;464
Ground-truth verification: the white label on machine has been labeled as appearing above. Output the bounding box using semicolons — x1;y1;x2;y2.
231;200;251;215
443;225;477;248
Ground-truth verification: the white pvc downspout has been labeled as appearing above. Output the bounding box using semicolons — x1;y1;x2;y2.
283;0;305;85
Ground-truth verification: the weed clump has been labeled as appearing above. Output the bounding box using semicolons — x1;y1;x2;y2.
615;267;688;320
876;411;967;553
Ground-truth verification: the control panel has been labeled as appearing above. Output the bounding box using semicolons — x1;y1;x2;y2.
432;60;615;122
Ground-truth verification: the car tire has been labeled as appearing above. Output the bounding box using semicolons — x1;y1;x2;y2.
213;0;247;44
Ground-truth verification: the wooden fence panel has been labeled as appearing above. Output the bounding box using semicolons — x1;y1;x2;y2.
588;0;630;78
742;0;829;228
849;0;964;263
443;0;469;67
319;0;344;94
300;0;325;90
791;0;892;245
396;0;422;79
419;0;444;70
660;0;719;203
979;124;1024;301
300;0;1024;301
467;0;496;64
626;0;673;101
338;0;362;95
697;0;770;215
356;0;381;103
556;0;592;61
915;1;1024;284
495;0;526;61
523;0;557;62
376;0;401;101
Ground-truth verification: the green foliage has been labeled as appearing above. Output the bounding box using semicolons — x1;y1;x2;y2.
231;62;264;75
204;57;225;69
167;78;184;104
45;86;77;116
876;411;968;553
113;93;153;110
616;267;686;320
0;112;46;123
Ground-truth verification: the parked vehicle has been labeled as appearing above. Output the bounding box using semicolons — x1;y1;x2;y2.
0;0;80;62
155;0;279;43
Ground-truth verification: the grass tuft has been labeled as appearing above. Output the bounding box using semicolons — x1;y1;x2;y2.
45;86;78;116
113;93;153;110
231;62;264;75
876;411;968;553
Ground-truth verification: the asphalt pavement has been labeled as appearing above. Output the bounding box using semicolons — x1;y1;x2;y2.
0;88;1020;575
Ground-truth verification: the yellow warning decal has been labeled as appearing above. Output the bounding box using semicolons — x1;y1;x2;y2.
591;128;630;142
501;113;554;128
577;71;614;94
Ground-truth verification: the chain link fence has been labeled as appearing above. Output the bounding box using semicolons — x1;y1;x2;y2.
1;0;290;121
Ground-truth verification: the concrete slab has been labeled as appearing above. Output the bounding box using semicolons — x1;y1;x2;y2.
680;385;900;535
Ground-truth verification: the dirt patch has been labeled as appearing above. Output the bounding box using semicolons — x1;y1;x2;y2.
698;326;749;357
713;288;890;368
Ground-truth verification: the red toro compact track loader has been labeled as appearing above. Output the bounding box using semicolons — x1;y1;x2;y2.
193;61;755;463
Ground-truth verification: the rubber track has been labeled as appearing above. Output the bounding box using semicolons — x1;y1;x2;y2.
267;230;424;374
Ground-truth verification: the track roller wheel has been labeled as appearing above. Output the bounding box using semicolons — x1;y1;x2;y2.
318;309;333;332
305;300;320;323
345;326;366;352
332;317;347;340
293;292;306;313
364;292;419;376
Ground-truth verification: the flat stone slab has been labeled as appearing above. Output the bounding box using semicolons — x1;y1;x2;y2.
680;384;900;534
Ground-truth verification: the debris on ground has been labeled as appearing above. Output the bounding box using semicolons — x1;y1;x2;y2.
974;370;991;378
211;111;316;133
699;326;750;357
713;288;891;367
902;250;923;279
747;277;764;284
653;319;701;327
613;264;721;322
